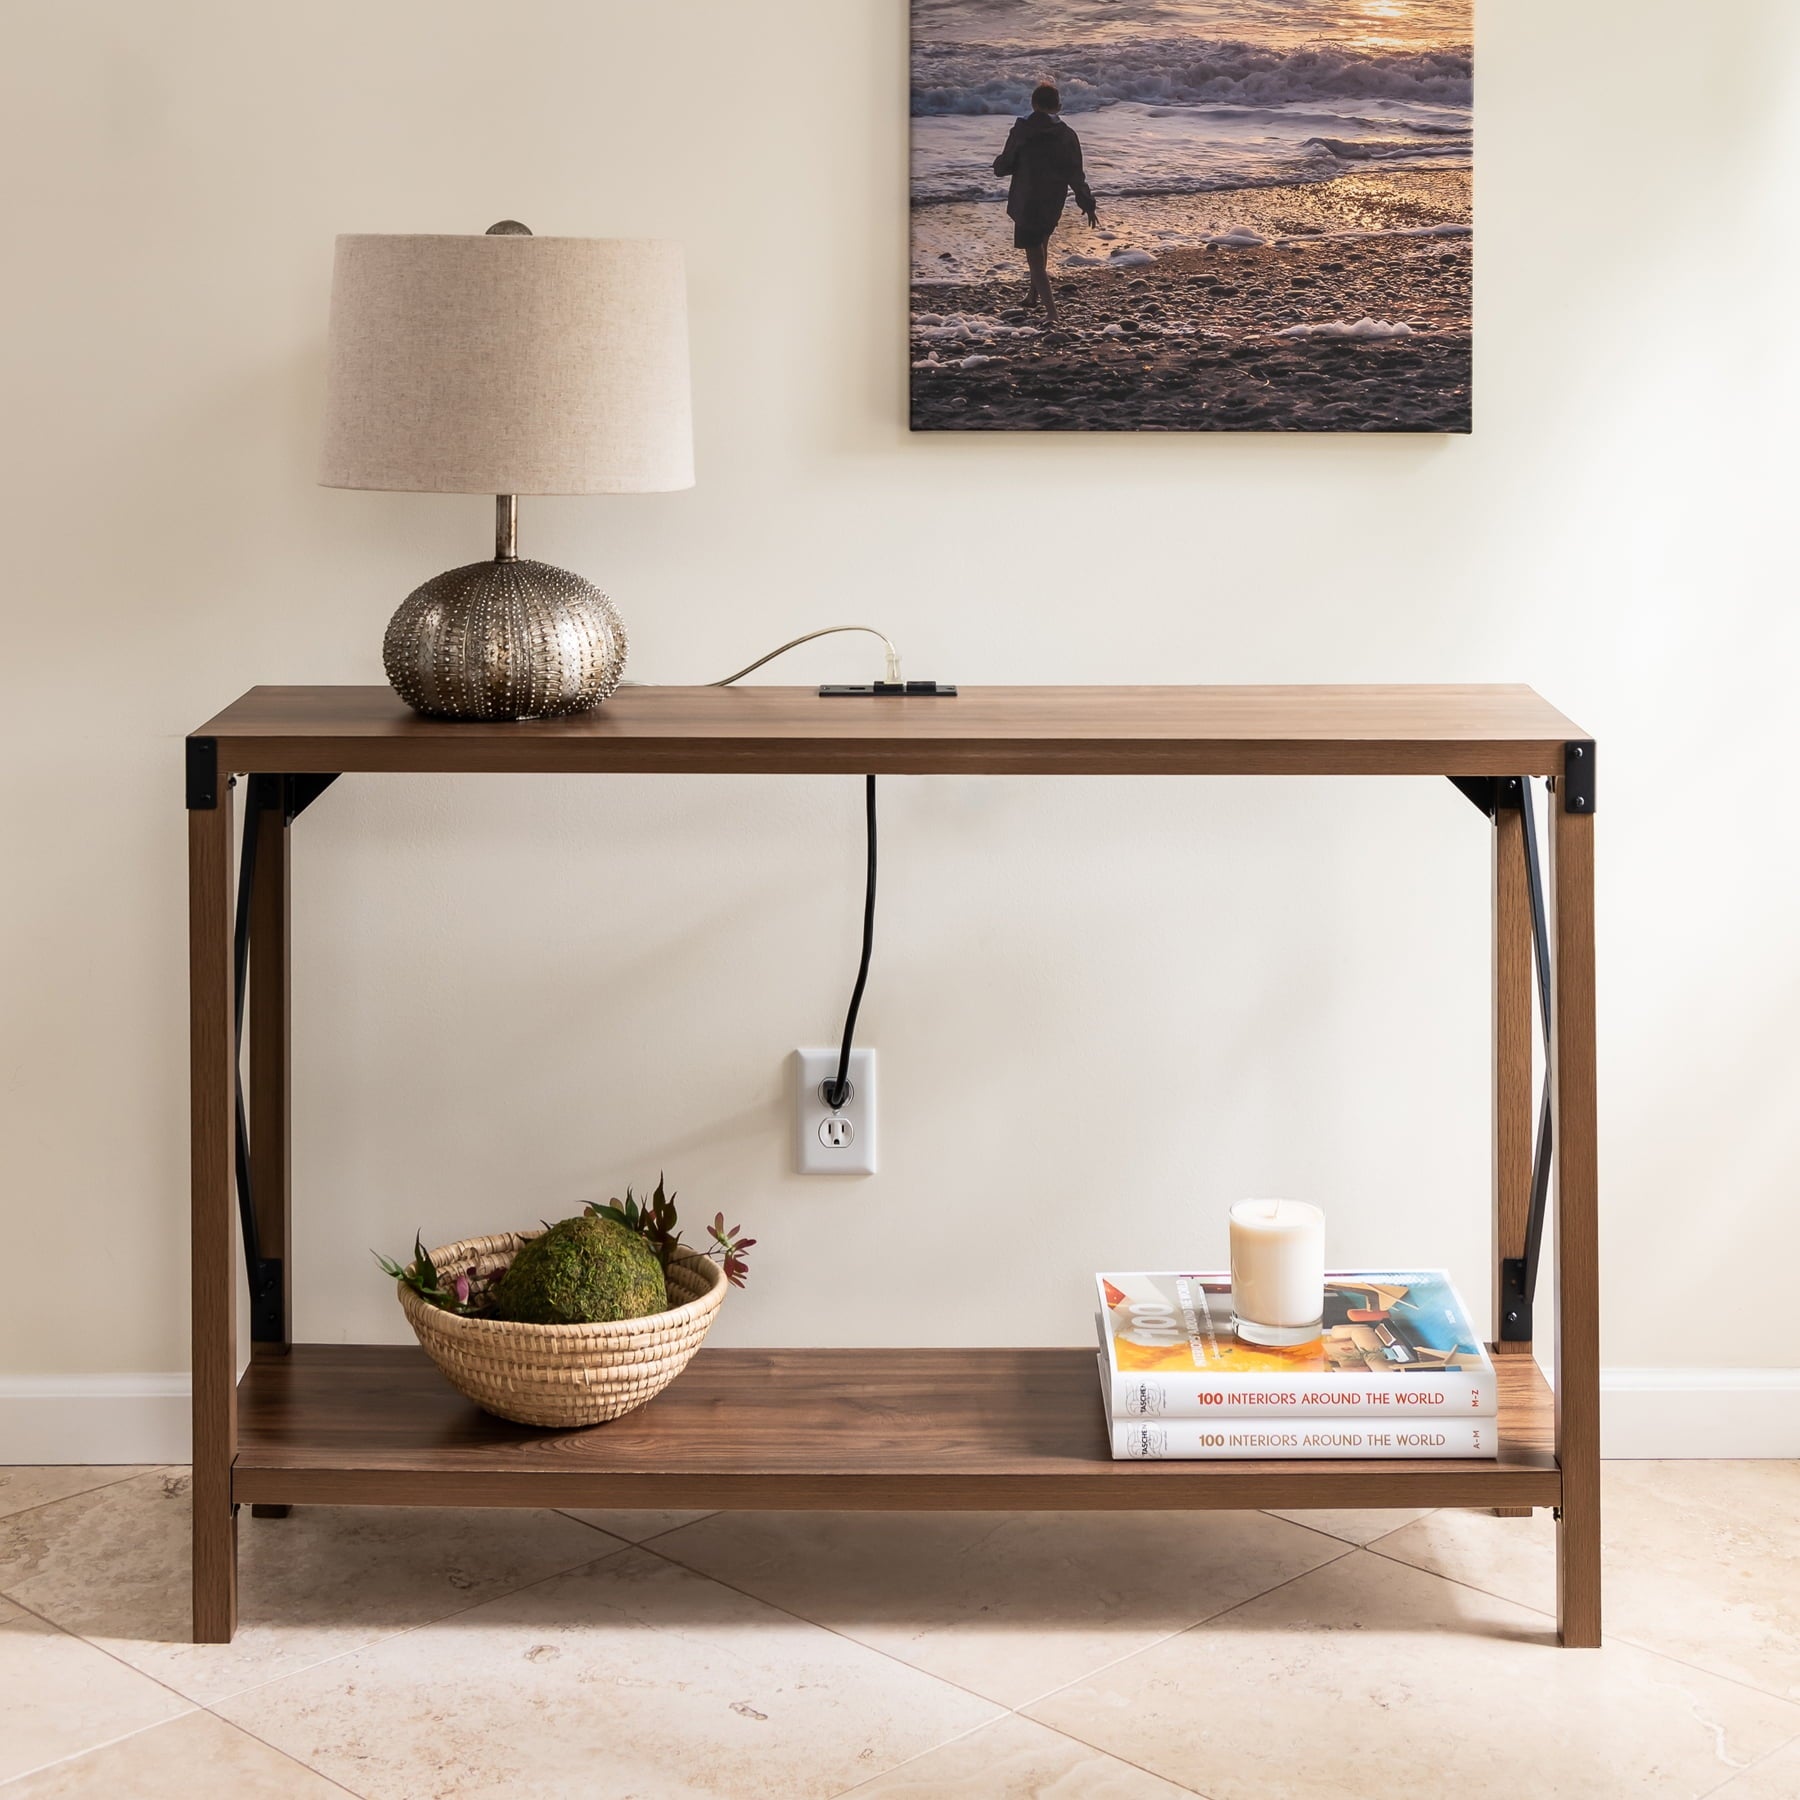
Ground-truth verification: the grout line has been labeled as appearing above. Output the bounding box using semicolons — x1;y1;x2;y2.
1695;1724;1800;1800
0;1466;177;1530
1258;1505;1438;1553
197;1707;371;1799
0;1715;201;1792
989;1533;1361;1717
1018;1716;1220;1800
1360;1537;1559;1624
1589;1631;1800;1717
819;1708;1219;1800
186;1537;644;1711
639;1525;1356;1732
550;1508;641;1549
0;1588;207;1716
1013;1543;1363;1727
193;1540;644;1706
1359;1537;1800;1711
821;1716;1006;1799
552;1506;719;1547
633;1536;1015;1720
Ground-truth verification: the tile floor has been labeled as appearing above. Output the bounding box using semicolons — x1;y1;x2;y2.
2;1463;1796;1798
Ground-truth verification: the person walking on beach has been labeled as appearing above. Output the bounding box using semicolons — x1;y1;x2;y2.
993;82;1097;329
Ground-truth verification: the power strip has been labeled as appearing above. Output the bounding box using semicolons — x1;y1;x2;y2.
818;681;958;697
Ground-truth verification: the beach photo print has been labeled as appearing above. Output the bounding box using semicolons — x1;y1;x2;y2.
909;1;1473;431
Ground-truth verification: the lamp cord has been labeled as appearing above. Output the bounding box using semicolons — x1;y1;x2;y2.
825;775;877;1110
709;626;901;688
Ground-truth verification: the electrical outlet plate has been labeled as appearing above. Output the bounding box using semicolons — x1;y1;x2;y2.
795;1047;876;1176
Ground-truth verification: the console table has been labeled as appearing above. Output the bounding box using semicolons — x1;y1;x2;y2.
185;684;1599;1646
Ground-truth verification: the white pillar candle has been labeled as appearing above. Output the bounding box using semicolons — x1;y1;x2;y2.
1229;1199;1326;1345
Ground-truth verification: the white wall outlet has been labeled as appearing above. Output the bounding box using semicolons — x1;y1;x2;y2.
795;1047;876;1176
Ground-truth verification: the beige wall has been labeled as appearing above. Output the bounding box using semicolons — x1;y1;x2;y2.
3;1;1798;1386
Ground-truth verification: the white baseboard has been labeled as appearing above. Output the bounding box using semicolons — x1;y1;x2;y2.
1599;1368;1800;1460
3;1368;1795;1467
0;1375;191;1466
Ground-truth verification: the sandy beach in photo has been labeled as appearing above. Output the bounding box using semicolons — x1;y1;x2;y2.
910;0;1473;431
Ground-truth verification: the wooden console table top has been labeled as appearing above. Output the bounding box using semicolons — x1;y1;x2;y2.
190;683;1591;779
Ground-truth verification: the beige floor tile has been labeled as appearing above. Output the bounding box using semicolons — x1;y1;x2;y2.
1265;1505;1435;1545
1363;1503;1555;1606
651;1508;1347;1708
1027;1551;1800;1800
216;1546;999;1800
0;1597;191;1784
1711;1734;1800;1798
0;1470;626;1706
6;1709;347;1797
0;1467;160;1522
1372;1461;1800;1701
559;1508;716;1543
845;1715;1198;1798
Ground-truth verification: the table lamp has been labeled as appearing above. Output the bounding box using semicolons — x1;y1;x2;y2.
319;222;693;720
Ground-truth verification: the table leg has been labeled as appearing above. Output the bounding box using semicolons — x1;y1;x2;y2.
1551;790;1601;1646
190;783;238;1643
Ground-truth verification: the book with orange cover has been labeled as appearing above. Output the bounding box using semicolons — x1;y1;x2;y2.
1096;1270;1496;1421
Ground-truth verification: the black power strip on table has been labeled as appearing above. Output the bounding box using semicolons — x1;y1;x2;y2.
818;681;958;697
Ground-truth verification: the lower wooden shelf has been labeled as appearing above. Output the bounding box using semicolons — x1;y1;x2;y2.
234;1345;1559;1512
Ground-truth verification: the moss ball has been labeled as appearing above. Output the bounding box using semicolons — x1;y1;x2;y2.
489;1215;667;1325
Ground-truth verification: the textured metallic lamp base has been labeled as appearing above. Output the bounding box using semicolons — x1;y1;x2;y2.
382;558;628;721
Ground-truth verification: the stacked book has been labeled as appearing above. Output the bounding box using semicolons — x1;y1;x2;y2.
1096;1270;1498;1460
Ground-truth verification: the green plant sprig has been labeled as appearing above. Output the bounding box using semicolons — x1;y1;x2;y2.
588;1174;755;1288
374;1233;499;1316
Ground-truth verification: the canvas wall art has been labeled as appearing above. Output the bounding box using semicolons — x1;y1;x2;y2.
909;1;1473;432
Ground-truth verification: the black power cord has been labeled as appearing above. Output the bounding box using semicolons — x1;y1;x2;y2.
703;634;923;1117
824;775;877;1110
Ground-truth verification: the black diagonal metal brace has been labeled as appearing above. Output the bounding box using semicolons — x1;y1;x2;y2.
1447;773;1554;1342
231;790;282;1341
233;772;338;1342
1501;775;1555;1341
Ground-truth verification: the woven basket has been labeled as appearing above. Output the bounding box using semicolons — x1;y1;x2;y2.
396;1230;727;1428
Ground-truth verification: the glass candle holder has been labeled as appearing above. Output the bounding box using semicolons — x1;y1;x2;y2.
1229;1198;1325;1346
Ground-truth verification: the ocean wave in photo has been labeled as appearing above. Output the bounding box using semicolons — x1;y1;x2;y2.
912;87;1469;208
910;26;1471;215
912;35;1470;117
914;0;1471;52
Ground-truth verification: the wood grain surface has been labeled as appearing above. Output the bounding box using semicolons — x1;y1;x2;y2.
1552;799;1602;1646
188;792;237;1643
232;1345;1559;1513
190;685;1591;780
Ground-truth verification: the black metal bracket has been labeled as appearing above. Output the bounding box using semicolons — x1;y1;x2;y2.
186;738;218;810
250;772;338;825
1449;774;1525;819
1563;740;1595;815
231;772;338;1343
1449;773;1554;1343
1498;1255;1532;1340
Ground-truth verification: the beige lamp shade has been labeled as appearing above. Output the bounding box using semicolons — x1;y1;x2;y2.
319;233;693;495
